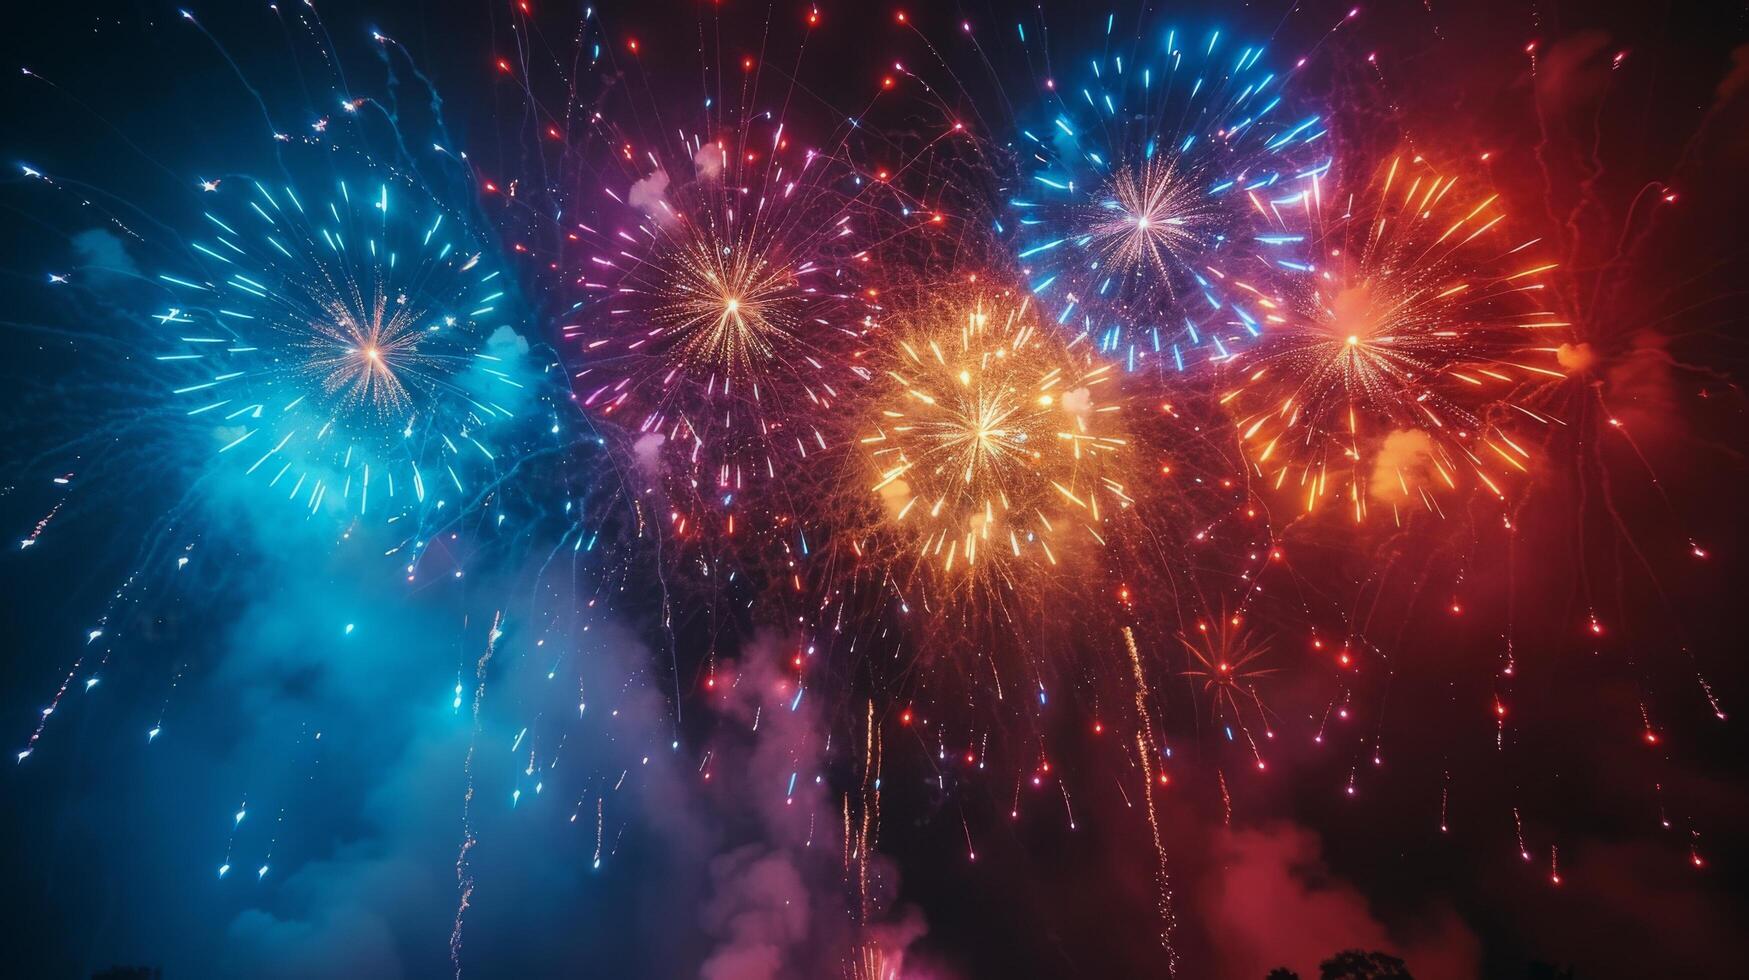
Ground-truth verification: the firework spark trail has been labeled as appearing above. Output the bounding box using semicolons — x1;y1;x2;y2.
842;698;894;977
1123;626;1177;975
452;612;501;980
19;498;64;551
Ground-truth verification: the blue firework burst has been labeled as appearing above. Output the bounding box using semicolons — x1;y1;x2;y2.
1006;24;1331;374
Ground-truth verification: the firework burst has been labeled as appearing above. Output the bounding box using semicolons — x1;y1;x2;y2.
602;157;864;420
1006;25;1329;371
158;174;526;519
1226;153;1566;522
645;225;803;376
301;286;439;416
556;58;916;578
1181;614;1276;727
855;283;1131;601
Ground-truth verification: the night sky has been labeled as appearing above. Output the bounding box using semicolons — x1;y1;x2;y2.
2;1;1747;978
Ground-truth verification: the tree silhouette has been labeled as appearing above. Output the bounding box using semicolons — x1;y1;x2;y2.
1319;949;1414;980
1266;969;1302;980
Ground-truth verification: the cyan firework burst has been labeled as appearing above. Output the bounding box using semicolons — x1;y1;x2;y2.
157;174;527;521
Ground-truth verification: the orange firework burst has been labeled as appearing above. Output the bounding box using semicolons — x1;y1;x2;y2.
1226;153;1568;522
857;284;1132;596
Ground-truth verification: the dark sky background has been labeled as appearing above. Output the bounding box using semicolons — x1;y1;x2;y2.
2;1;1748;978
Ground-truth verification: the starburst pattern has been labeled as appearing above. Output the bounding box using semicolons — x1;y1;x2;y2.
303;290;436;414
1228;154;1565;520
646;219;804;377
860;287;1130;588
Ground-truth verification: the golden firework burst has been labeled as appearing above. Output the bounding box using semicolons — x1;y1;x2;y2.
648;221;803;377
859;286;1131;588
302;289;435;415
